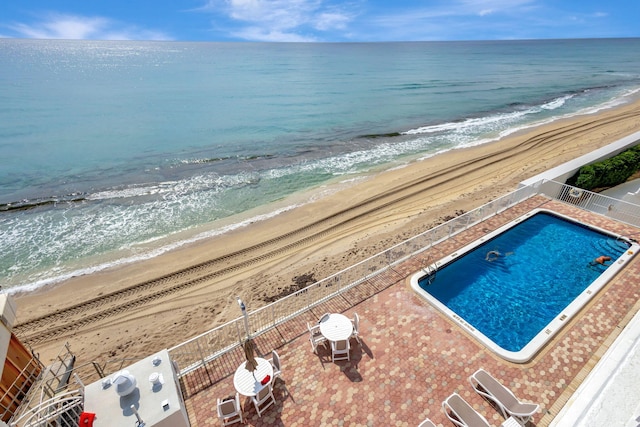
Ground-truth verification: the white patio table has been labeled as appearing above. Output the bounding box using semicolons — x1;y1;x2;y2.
319;313;353;341
233;357;273;397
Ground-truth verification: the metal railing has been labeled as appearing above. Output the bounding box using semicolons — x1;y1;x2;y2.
167;180;640;378
2;344;71;425
0;357;42;423
7;344;146;427
538;180;640;227
168;182;542;376
9;180;640;424
8;389;84;427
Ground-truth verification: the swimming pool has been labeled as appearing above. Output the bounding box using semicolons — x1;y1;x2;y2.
410;209;639;363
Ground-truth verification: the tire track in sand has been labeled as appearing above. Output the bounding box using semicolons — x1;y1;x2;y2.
15;111;640;345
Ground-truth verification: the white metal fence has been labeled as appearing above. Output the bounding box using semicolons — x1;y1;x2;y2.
167;182;543;376
538;180;640;228
167;180;640;377
9;180;640;424
9;389;84;427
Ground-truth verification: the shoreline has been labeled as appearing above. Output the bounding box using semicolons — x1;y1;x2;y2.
15;96;640;365
8;90;640;296
7;90;640;295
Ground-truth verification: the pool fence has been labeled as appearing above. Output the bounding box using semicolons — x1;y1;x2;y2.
167;179;640;379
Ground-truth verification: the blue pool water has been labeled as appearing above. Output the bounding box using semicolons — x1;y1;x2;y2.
417;212;630;353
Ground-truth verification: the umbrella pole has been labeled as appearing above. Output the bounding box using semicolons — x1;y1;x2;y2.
238;297;259;380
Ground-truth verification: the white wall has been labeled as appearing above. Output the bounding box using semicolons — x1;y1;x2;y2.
519;130;640;187
0;295;17;380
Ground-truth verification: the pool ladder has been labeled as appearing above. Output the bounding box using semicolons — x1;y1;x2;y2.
617;232;640;245
422;259;438;285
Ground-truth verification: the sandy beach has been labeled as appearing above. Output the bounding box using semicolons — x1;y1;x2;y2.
14;97;640;367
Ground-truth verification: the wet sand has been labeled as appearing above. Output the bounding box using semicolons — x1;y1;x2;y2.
15;97;640;366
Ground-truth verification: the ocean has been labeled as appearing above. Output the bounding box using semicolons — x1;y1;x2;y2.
1;38;640;293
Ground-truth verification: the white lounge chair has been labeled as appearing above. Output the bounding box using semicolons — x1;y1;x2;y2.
307;321;327;353
267;350;282;380
469;368;539;424
331;339;350;362
418;418;436;427
351;312;361;343
216;392;243;425
251;382;276;417
442;393;491;427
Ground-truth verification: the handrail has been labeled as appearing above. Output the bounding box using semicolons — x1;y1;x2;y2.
421;257;437;286
9;389;84;427
0;357;42;422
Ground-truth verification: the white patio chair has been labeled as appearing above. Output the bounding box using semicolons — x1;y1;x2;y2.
267;349;282;380
331;338;350;362
442;392;490;427
251;382;276;417
308;321;327;353
318;312;331;323
216;392;243;425
351;312;361;343
469;368;539;424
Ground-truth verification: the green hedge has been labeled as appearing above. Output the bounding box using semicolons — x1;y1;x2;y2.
567;145;640;190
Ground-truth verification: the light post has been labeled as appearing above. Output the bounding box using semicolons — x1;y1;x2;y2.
237;297;250;338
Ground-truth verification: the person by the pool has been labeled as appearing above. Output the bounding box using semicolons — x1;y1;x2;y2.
591;255;611;266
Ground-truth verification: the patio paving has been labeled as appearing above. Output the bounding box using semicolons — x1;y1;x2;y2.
182;196;640;426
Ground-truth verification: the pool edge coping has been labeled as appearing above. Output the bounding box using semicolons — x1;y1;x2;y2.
409;207;640;363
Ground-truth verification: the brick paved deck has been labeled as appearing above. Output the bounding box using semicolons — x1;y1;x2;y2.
182;196;640;426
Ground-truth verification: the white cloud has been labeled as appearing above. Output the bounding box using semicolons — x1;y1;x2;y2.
228;0;316;24
194;0;619;41
315;12;350;31
362;0;542;41
8;13;172;41
232;27;316;42
458;0;536;14
202;0;354;41
10;16;109;39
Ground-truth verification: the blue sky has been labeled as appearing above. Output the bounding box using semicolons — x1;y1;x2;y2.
0;0;638;42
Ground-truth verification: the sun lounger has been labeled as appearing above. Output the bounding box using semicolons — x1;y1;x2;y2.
442;393;491;427
418;418;436;427
469;368;539;424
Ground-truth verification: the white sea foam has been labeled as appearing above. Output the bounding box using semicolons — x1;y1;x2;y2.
541;94;574;110
86;171;261;203
6;203;301;294
402;110;526;135
495;88;640;140
87;182;178;200
403;94;573;137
